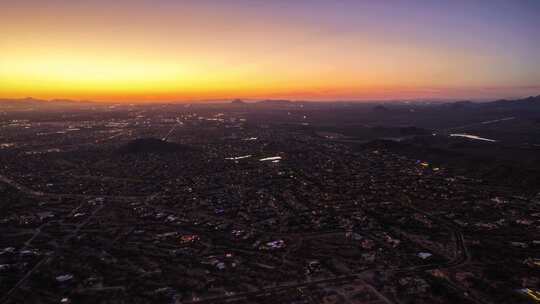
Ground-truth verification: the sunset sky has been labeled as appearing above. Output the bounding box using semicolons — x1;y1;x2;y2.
1;0;540;102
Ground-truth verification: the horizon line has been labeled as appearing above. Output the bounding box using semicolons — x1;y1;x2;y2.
2;94;540;105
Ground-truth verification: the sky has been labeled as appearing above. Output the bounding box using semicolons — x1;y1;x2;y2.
1;0;540;102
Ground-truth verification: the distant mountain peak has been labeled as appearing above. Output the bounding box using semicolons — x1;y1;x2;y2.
231;99;246;105
372;105;390;113
257;99;293;104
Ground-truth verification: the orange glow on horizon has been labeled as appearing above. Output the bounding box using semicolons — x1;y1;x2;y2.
1;1;539;102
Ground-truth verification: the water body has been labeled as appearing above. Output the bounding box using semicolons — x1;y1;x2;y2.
481;117;515;125
450;134;497;142
259;156;282;162
225;155;252;160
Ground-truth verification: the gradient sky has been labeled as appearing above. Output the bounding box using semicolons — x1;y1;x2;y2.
1;0;540;102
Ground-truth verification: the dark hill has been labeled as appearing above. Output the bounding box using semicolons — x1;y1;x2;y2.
118;138;195;154
256;99;293;106
441;100;477;110
483;95;540;110
231;99;246;105
372;105;390;113
355;137;540;194
399;126;431;136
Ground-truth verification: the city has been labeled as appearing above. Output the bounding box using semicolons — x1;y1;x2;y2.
2;1;539;302
1;99;539;303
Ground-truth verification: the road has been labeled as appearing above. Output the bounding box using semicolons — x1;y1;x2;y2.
0;174;44;196
0;173;483;304
0;203;105;304
162;118;183;141
0;174;113;304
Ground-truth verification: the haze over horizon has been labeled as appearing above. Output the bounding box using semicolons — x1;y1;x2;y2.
2;3;540;302
2;0;540;102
